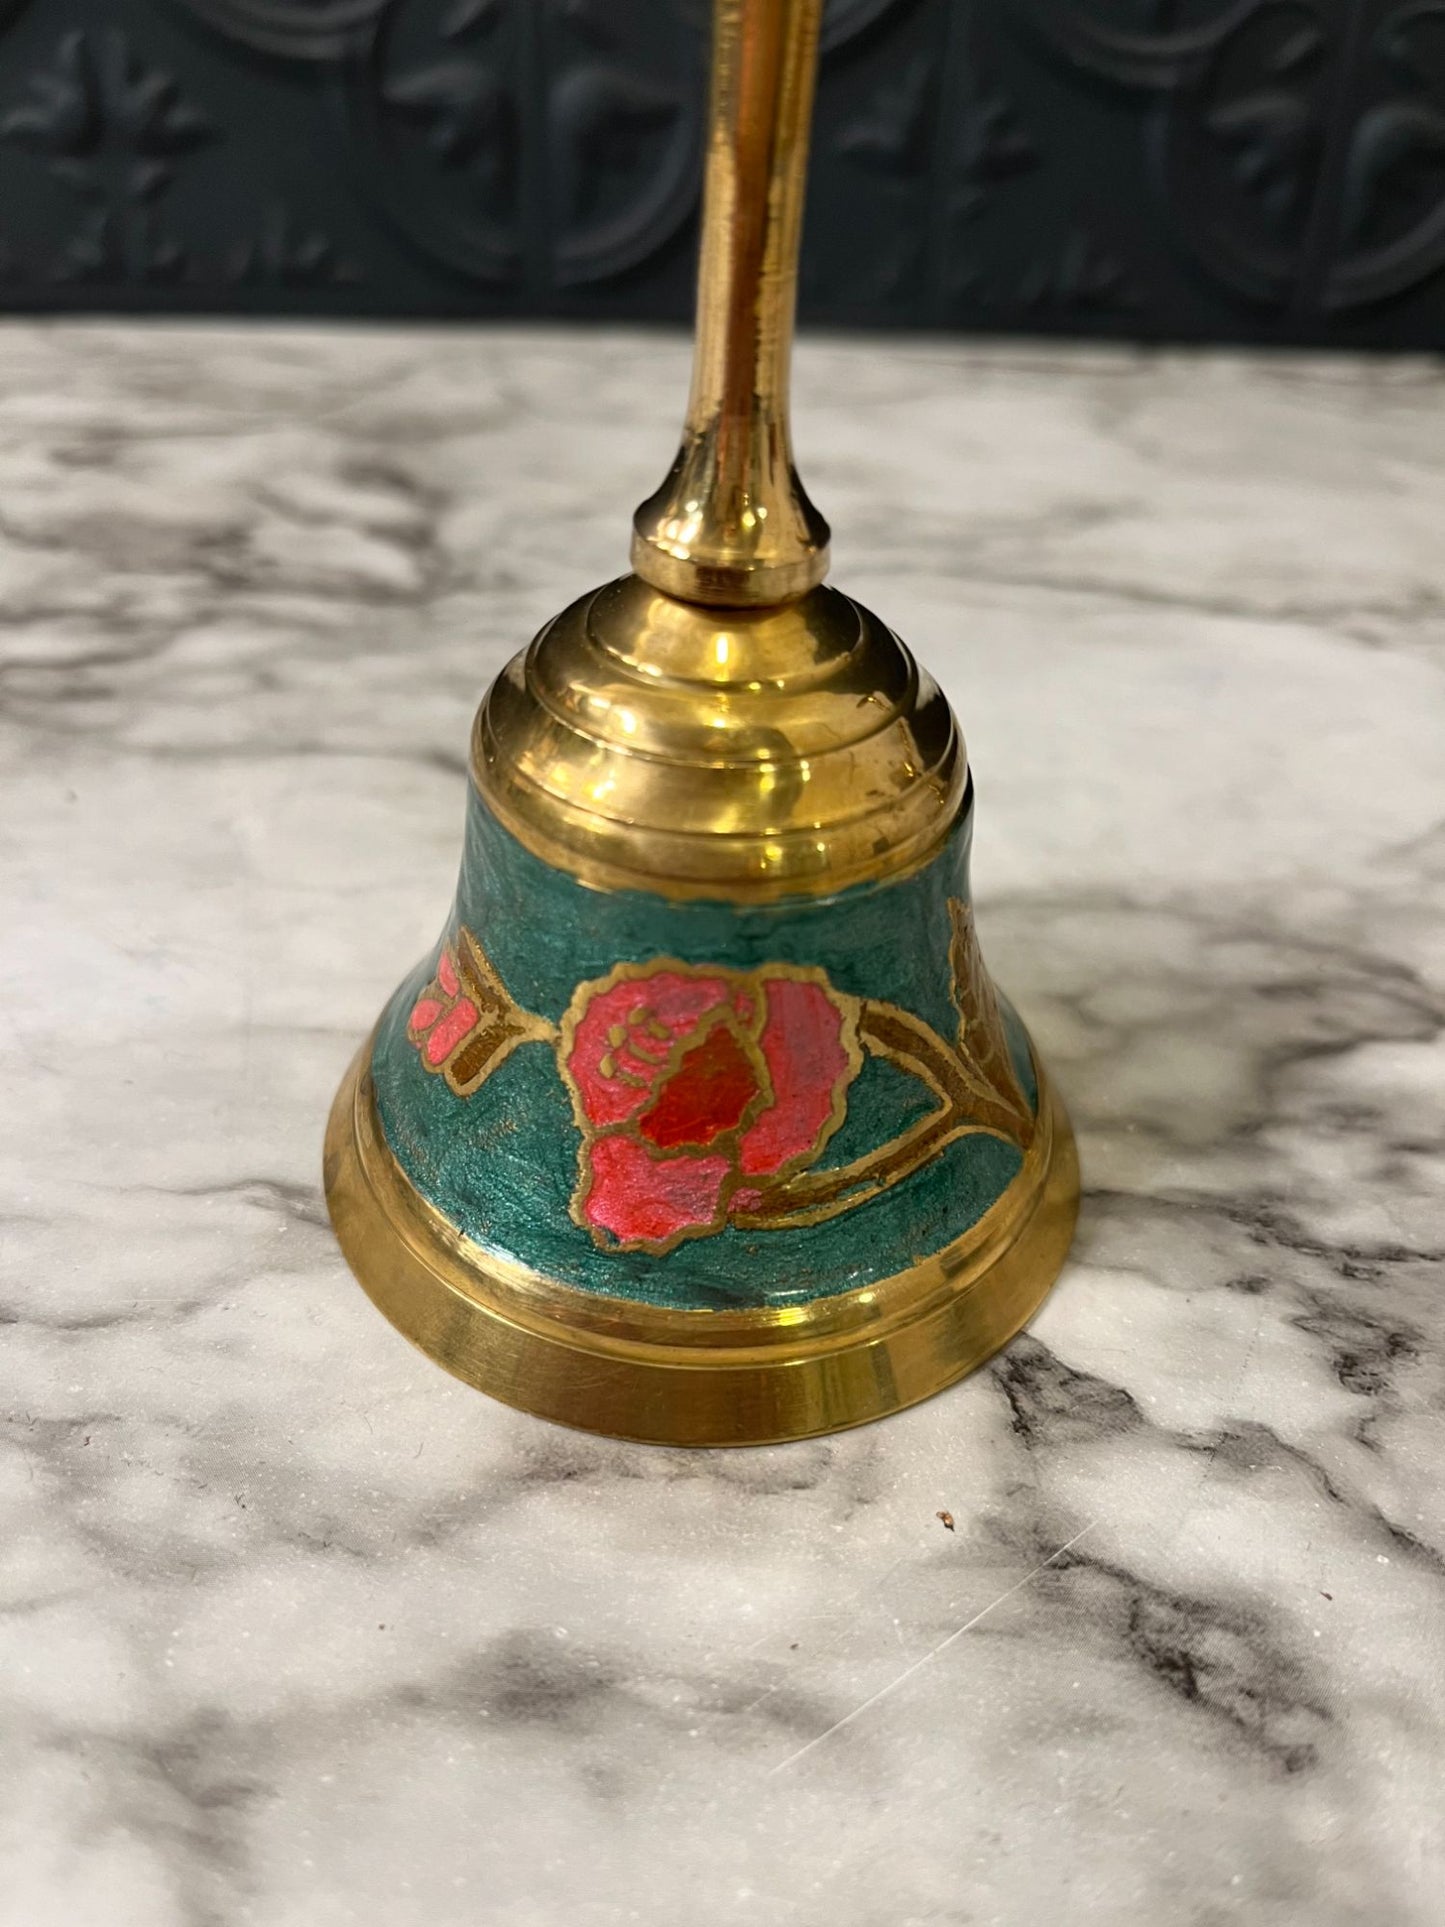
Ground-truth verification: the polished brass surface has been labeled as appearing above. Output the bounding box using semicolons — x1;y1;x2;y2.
631;0;829;607
326;1043;1079;1447
474;0;962;904
323;0;1080;1444
473;573;965;901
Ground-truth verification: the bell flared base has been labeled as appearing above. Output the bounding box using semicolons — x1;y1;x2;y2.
324;1041;1079;1448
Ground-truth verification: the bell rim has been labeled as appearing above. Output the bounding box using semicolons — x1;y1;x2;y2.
323;1036;1080;1447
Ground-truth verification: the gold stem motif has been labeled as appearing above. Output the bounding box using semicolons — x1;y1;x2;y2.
631;0;830;607
733;990;1035;1233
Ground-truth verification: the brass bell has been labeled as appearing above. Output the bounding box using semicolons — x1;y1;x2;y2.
324;0;1079;1445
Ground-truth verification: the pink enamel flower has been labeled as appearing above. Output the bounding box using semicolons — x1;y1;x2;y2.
407;933;551;1096
558;961;860;1254
408;945;480;1073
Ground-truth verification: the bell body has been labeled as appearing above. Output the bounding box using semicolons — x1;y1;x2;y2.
326;1;1076;1444
325;577;1077;1444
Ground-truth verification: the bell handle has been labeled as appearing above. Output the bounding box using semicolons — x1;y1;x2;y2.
631;0;830;609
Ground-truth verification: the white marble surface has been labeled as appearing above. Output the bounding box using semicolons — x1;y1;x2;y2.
2;321;1443;1926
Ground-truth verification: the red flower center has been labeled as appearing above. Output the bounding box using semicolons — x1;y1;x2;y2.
638;1021;759;1151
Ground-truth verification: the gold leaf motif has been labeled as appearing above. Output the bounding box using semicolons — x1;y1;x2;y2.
947;897;1034;1146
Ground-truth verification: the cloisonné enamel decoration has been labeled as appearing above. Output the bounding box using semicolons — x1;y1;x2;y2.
324;0;1079;1443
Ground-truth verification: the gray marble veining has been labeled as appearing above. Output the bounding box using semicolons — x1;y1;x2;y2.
1;322;1442;1927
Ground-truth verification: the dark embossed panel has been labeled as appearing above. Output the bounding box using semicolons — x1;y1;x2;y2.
0;0;1440;342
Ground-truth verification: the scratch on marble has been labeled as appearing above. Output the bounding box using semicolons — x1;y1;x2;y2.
768;1522;1099;1776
